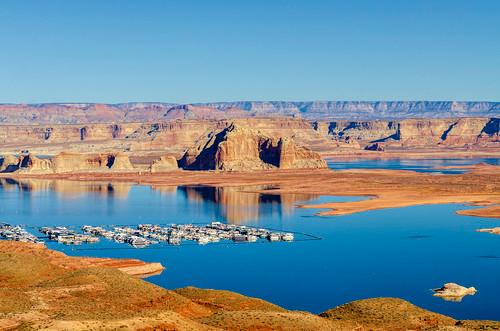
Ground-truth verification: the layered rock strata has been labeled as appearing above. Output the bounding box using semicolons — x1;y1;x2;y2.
3;152;136;174
179;123;327;171
150;155;179;172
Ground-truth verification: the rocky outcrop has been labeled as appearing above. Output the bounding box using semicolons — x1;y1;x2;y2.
52;152;111;173
0;154;19;172
364;142;385;151
150;155;179;172
180;124;274;171
18;154;53;174
10;152;135;174
433;283;477;302
320;117;500;148
179;124;327;171
277;138;327;169
476;227;500;235
109;152;134;171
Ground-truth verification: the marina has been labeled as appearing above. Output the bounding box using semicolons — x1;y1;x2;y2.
1;222;300;248
84;222;296;248
0;223;43;244
1;179;498;320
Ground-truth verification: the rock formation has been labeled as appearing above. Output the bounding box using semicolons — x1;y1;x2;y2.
52;152;111;173
179;123;327;171
1;117;498;156
476;227;500;235
0;154;19;172
319;117;500;148
18;154;53;174
9;152;135;174
364;142;385;151
277;138;327;169
150;155;179;172
109;152;134;171
432;283;477;302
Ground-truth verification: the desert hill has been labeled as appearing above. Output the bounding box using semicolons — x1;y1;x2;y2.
1;241;498;330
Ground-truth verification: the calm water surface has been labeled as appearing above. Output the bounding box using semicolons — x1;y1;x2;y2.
327;157;500;174
0;168;499;320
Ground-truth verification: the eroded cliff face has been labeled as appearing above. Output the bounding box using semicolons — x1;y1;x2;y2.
150;155;179;172
316;117;499;148
0;154;19;172
52;152;111;173
4;152;136;174
0;117;498;157
18;154;53;173
179;123;327;171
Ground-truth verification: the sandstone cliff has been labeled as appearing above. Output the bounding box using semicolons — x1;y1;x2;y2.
11;152;136;174
18;154;53;174
317;117;499;149
277;138;328;169
1;117;498;157
109;152;135;171
150;155;179;172
0;154;19;172
52;152;111;173
179;123;327;171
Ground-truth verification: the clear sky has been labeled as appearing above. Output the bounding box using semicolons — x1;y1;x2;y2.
0;0;499;103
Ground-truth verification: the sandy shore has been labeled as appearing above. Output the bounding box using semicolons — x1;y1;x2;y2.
3;164;500;219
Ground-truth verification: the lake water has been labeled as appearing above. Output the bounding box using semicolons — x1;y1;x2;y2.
327;157;500;174
0;173;499;321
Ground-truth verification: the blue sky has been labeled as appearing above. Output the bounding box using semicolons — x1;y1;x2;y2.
0;0;499;103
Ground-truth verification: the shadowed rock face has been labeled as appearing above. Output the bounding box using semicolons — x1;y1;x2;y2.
1;117;498;156
0;154;19;172
18;154;52;173
320;117;499;148
179;123;327;171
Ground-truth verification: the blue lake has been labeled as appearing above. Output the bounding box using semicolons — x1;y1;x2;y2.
0;174;499;321
327;157;500;174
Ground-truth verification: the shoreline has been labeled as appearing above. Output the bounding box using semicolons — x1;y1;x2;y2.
0;240;165;278
1;241;499;330
2;165;500;219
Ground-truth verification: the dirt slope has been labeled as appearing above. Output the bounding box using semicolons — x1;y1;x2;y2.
0;241;498;330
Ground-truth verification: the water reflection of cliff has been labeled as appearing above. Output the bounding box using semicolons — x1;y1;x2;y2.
0;178;132;199
0;179;318;224
178;185;318;224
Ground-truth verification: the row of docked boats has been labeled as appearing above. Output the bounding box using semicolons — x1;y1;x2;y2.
82;222;294;248
82;225;153;248
135;222;294;246
39;226;100;245
1;222;295;249
0;223;44;244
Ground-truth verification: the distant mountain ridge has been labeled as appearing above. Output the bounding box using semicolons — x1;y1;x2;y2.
0;101;498;124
